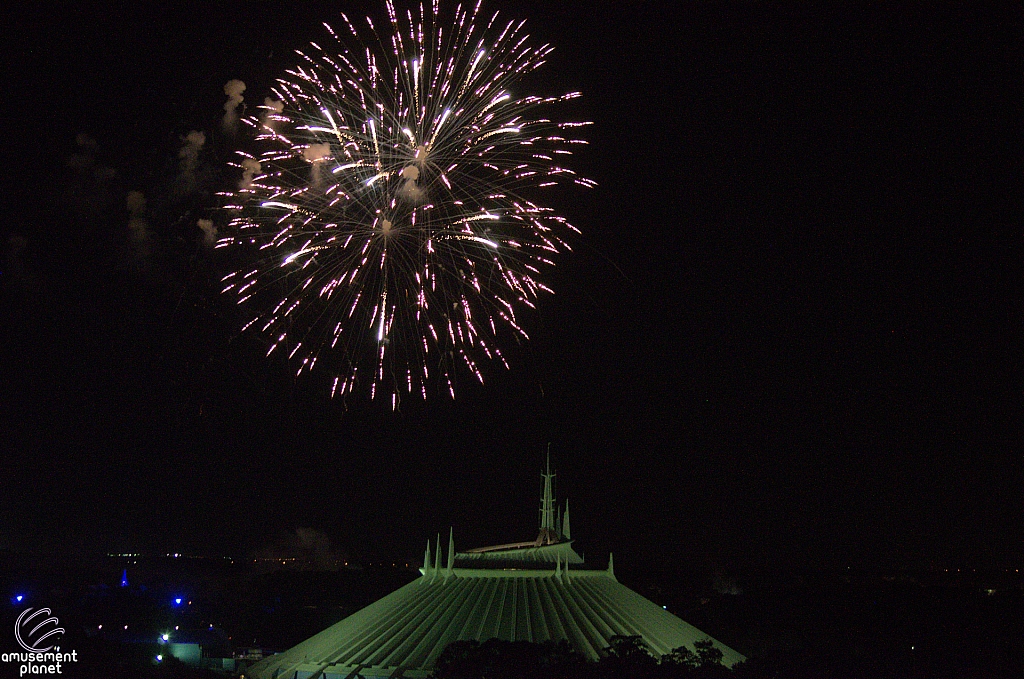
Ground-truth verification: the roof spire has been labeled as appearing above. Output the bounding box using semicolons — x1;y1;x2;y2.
607;552;616;581
538;445;557;544
563;500;571;541
433;533;442;581
423;540;432;577
446;527;455;577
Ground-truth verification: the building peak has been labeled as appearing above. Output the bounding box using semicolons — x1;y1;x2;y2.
456;451;583;567
538;447;558;544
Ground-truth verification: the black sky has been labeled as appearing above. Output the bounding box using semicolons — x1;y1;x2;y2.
2;2;1022;571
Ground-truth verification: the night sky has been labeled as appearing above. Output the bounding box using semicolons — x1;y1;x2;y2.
3;2;1022;572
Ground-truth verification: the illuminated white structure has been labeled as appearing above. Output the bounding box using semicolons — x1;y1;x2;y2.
247;458;744;678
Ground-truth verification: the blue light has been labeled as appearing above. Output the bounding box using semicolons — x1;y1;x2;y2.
173;597;183;606
120;569;129;588
15;595;23;603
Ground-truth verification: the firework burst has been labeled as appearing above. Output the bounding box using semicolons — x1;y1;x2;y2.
218;0;593;406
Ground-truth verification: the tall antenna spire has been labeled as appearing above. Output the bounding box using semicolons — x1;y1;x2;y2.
446;527;455;577
563;500;571;541
432;534;442;582
538;445;557;545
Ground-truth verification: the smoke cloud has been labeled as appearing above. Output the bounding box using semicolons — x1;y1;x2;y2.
197;218;217;246
239;157;262;190
259;97;285;132
126;191;150;262
176;130;206;194
398;164;426;203
222;79;246;134
252;527;345;571
76;132;98;152
303;143;331;187
62;133;118;217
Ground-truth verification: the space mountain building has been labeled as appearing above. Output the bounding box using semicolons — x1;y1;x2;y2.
247;460;745;679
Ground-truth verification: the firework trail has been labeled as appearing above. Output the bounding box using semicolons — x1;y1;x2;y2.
218;0;593;407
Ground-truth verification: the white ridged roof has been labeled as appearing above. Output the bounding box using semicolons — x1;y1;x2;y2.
247;566;744;679
247;460;745;678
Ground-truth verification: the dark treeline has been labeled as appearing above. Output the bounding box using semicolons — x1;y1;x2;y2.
429;633;1019;679
432;636;732;679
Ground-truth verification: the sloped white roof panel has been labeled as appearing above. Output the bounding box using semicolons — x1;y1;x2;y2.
247;569;745;679
456;540;584;565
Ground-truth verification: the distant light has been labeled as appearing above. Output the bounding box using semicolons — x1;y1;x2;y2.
124;625;128;630
98;625;103;630
174;598;183;606
161;634;169;642
15;595;23;603
662;605;667;609
175;626;179;630
156;655;163;662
